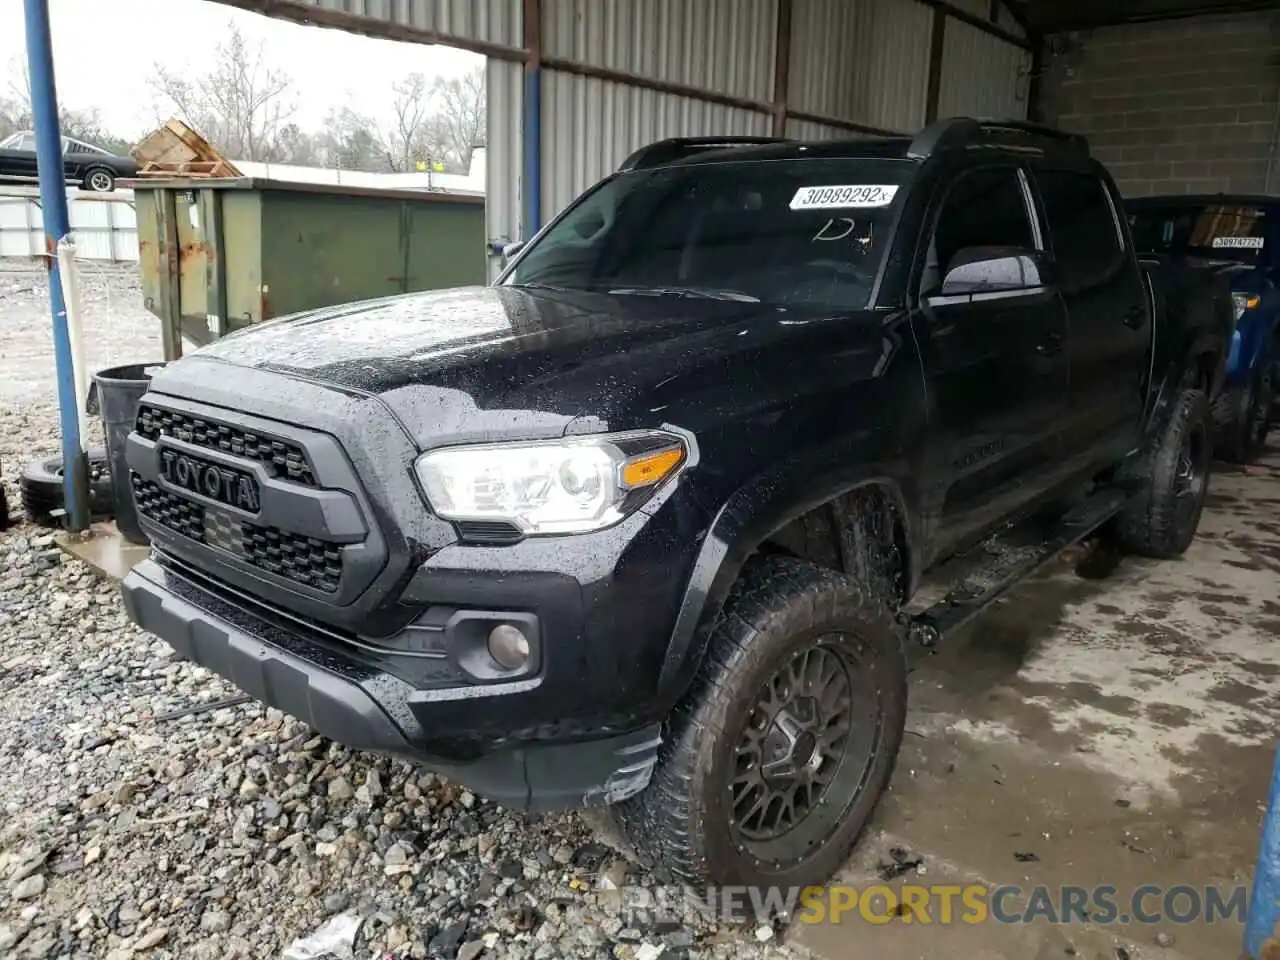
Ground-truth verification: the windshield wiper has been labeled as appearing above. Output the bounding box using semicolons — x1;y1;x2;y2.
606;285;760;302
508;281;580;292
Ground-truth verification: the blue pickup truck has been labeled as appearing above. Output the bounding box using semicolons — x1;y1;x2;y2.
1128;195;1278;463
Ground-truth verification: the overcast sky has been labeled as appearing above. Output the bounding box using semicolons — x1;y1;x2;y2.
1;0;484;137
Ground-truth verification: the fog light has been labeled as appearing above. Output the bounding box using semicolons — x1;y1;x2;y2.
487;624;531;670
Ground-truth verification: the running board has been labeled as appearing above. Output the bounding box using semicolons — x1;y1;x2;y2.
907;487;1129;646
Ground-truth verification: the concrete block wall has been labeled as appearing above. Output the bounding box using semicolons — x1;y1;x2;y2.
1039;11;1280;197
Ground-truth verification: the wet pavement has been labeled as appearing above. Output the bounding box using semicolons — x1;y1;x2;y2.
795;449;1279;960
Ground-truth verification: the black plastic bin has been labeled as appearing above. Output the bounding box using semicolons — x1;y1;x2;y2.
94;363;165;545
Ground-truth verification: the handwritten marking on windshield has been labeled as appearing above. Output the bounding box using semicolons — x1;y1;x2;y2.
813;218;856;242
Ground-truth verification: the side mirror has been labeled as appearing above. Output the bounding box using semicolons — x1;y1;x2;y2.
939;246;1047;297
502;239;526;264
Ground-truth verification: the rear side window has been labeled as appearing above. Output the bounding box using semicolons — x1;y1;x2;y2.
931;167;1034;273
1036;170;1124;283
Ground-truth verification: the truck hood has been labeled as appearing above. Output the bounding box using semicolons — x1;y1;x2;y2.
183;285;889;448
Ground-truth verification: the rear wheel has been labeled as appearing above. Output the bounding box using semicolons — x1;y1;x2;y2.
616;555;906;889
1212;369;1271;464
83;168;115;193
1114;387;1211;559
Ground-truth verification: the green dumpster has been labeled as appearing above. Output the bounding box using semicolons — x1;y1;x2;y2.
129;178;487;359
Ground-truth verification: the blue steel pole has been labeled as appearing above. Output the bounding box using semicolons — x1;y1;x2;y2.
1245;743;1280;957
522;64;542;237
23;0;89;532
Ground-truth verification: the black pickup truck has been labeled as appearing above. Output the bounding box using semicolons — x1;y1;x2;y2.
121;119;1231;891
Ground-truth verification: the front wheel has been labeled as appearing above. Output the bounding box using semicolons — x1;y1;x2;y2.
1113;386;1212;559
616;556;906;889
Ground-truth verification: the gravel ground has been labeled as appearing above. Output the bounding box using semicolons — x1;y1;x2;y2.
0;266;797;960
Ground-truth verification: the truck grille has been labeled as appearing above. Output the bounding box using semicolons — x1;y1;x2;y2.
135;404;316;486
132;476;343;593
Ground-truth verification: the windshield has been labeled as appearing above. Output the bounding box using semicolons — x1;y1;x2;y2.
504;158;907;310
1128;202;1271;267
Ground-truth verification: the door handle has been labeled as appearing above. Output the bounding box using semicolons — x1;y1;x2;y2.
1122;306;1146;329
1036;332;1064;357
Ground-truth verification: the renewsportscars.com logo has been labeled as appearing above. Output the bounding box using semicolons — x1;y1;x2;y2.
613;884;1248;927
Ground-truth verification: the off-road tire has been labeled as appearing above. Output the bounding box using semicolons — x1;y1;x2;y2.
1212;369;1271;464
20;448;115;526
0;486;11;531
615;555;907;889
1114;387;1211;560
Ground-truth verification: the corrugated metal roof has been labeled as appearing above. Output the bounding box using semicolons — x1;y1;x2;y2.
543;0;778;102
937;17;1031;121
787;0;932;133
541;70;769;218
292;0;521;46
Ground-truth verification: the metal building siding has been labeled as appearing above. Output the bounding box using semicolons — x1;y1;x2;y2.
784;117;871;141
68;197;140;262
787;0;931;132
486;58;524;275
936;19;1030;120
542;0;778;102
302;0;521;45
541;70;769;217
0;194;139;262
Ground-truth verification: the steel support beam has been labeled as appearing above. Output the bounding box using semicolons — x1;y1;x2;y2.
23;0;89;532
522;0;542;236
925;7;949;124
915;0;1033;50
772;0;793;138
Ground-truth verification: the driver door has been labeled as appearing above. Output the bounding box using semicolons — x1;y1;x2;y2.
915;164;1070;559
0;133;39;181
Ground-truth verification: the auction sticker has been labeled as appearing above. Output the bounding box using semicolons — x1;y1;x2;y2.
1212;236;1264;249
790;184;898;210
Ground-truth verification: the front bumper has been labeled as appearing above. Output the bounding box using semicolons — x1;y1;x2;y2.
123;556;663;810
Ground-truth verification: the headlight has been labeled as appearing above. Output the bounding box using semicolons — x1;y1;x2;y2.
1233;293;1261;320
415;431;689;534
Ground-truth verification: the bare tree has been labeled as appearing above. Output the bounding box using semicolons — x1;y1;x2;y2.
318;106;386;172
150;25;297;161
432;66;485;171
0;56;134;152
382;72;434;172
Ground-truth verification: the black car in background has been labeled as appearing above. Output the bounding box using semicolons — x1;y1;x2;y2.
0;131;137;192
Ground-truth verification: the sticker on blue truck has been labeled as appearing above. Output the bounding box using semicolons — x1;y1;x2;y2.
1212;236;1264;249
790;185;898;210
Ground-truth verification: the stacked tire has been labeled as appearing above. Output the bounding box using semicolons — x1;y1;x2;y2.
20;448;115;526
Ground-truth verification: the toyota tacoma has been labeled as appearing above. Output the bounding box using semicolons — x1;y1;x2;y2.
1128;194;1279;463
122;118;1230;890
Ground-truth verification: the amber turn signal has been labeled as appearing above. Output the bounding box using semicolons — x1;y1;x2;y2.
620;447;685;489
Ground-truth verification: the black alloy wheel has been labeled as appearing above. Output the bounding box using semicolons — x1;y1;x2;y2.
730;640;883;867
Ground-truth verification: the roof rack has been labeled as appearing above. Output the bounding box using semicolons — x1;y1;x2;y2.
618;136;793;171
907;118;1089;161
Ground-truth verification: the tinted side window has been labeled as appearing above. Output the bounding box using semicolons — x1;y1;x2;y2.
931;167;1034;274
1037;170;1123;284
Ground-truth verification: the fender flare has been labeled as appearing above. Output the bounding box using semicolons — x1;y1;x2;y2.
655;470;916;706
